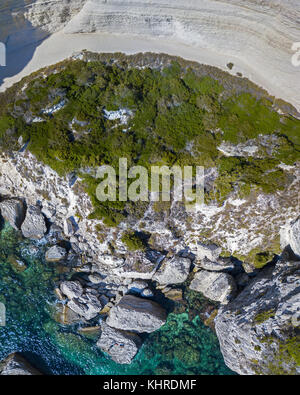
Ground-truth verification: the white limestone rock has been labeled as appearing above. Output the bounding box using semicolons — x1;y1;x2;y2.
96;322;142;364
67;293;102;320
195;243;222;262
106;295;167;333
45;245;67;262
153;256;191;285
189;271;236;304
21;205;47;239
60;280;83;300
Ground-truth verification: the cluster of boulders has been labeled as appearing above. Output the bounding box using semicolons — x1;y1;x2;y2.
57;278;167;364
189;243;238;304
1;194;299;373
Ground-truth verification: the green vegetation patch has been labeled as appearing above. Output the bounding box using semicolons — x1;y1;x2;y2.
0;56;299;225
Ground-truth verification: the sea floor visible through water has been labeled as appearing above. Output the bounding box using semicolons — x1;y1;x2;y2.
0;222;233;375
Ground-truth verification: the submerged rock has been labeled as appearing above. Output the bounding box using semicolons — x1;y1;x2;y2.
97;322;142;364
45;245;67;262
189;271;236;304
0;198;25;230
21;205;47;239
153;256;191;285
106;295;167;333
0;353;41;375
53;303;82;325
215;260;300;375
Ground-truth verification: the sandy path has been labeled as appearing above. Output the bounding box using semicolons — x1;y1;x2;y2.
1;31;299;112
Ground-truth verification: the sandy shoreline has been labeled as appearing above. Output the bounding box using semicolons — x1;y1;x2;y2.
1;31;300;112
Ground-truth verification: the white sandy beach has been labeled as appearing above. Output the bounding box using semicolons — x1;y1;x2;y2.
1;31;300;112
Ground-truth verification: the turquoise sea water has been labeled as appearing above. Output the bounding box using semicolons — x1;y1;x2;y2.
0;222;233;375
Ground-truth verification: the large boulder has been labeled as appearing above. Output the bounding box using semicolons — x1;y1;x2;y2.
0;198;25;229
0;353;41;375
67;291;102;321
153;256;191;284
60;281;83;300
97;322;142;364
215;260;300;375
189;271;236;304
21;205;47;239
106;295;167;333
45;245;67;262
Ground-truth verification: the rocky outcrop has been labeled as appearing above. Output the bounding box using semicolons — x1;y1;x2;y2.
0;353;41;375
153;256;191;285
45;245;67;262
96;322;142;364
215;260;300;375
21;205;47;239
0;198;25;230
106;295;167;333
189;271;236;304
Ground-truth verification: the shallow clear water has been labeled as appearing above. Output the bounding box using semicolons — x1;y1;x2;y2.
0;223;233;375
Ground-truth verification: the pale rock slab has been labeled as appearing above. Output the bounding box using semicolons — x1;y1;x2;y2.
45;245;67;262
106;295;167;333
153;256;191;284
21;205;47;239
189;271;236;304
97;322;142;364
60;280;83;300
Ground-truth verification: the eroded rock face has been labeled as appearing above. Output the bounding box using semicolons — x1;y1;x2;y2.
189;271;236;304
106;295;167;333
0;353;41;375
153;256;191;284
215;260;300;375
97;322;142;364
21;205;47;239
0;198;25;230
